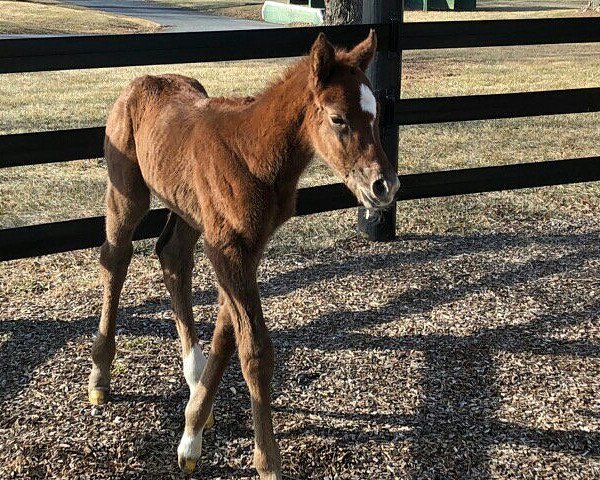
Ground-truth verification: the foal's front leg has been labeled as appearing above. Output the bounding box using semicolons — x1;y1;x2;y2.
236;309;281;480
191;245;282;479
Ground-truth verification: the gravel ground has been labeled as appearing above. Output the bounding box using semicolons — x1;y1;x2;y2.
1;215;599;479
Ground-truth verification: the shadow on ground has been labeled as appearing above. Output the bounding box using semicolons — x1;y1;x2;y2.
1;228;599;478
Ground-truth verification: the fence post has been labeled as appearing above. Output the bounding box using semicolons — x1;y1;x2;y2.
357;0;403;241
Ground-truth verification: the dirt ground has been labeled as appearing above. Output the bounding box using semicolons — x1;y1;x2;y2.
1;210;599;479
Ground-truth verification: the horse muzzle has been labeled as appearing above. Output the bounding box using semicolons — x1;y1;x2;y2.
356;174;400;209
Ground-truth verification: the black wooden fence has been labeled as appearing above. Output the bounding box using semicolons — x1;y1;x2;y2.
1;17;599;260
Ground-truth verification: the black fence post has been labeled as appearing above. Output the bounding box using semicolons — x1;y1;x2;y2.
358;0;403;241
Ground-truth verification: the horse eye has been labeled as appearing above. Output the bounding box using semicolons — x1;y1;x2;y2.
330;115;347;126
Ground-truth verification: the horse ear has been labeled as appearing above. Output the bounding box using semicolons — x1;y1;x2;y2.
310;32;335;91
348;29;377;72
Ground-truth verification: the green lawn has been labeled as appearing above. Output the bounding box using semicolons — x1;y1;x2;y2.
0;0;159;34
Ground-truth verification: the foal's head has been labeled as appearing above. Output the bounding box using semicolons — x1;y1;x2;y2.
305;31;400;209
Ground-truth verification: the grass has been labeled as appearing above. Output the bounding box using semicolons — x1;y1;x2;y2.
146;0;596;23
0;59;291;228
0;0;160;34
0;3;599;253
405;0;597;21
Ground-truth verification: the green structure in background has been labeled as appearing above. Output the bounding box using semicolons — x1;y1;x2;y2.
405;0;476;10
262;0;325;26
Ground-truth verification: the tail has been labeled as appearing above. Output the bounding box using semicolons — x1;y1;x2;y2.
155;211;179;257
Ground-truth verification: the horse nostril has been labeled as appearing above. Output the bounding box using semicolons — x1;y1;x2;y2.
371;178;388;199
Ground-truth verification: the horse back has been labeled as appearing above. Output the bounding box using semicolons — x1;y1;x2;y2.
105;73;209;161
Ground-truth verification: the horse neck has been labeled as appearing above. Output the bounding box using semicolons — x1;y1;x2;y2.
235;60;314;187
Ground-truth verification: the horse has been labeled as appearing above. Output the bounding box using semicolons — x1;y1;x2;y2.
88;30;400;479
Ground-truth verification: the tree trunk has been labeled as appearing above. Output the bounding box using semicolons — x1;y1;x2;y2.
325;0;362;25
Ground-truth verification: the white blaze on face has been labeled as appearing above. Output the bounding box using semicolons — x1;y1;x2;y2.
183;342;207;394
359;83;377;126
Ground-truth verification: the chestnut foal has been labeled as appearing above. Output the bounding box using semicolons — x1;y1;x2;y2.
88;31;399;478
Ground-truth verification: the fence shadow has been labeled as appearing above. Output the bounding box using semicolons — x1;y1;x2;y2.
266;232;600;478
3;229;596;407
1;228;598;478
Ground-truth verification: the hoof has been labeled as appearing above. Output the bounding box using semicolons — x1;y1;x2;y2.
177;429;202;474
204;411;215;430
257;471;283;480
178;456;197;475
88;388;108;405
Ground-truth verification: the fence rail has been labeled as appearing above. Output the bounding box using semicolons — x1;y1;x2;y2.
3;88;599;169
1;16;599;260
1;18;598;74
2;156;598;261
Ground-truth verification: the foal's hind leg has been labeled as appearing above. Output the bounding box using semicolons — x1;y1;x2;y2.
156;213;217;430
88;170;150;405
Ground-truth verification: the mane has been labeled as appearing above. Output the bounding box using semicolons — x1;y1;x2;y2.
207;47;353;111
255;47;354;102
254;56;311;102
203;58;310;112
